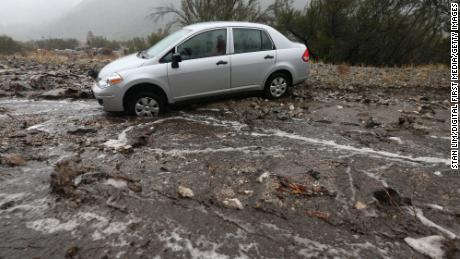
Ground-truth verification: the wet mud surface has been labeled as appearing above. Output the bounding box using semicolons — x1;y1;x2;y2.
0;57;459;258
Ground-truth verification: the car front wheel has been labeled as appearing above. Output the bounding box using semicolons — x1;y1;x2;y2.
264;72;291;99
128;92;164;117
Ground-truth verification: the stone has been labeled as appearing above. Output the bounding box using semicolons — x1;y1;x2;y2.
257;172;270;183
178;186;194;198
355;201;367;210
41;88;80;99
223;198;244;210
2;154;26;166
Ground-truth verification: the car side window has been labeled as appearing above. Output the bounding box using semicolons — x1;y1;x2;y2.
160;48;174;63
177;29;227;60
233;28;274;54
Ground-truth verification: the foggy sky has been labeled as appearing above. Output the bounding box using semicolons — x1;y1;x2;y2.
0;0;308;40
0;0;307;26
0;0;83;26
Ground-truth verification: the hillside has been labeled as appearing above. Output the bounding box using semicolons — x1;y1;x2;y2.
0;0;307;41
42;0;179;40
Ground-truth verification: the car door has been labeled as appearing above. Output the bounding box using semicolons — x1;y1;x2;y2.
167;28;230;100
230;28;276;89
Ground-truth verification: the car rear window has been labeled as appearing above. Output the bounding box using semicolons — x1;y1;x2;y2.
233;28;274;54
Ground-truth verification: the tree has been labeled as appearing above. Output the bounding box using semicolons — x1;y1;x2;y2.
0;35;22;54
25;38;80;50
271;0;449;66
86;31;95;46
120;30;168;53
151;0;271;26
86;33;120;49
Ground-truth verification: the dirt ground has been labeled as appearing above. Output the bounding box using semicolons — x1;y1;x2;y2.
0;54;459;259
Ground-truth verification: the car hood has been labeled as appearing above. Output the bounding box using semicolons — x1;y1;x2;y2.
98;53;146;79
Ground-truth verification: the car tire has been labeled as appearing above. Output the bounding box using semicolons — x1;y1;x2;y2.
264;72;291;99
127;91;165;117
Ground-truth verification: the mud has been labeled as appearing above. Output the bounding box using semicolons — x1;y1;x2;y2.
0;56;458;258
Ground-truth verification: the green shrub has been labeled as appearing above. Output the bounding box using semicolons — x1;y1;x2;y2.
271;0;449;66
0;35;22;54
24;38;80;50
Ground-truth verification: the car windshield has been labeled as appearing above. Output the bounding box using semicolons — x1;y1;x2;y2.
145;29;191;58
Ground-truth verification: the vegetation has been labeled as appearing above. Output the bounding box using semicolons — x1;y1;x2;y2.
24;38;79;50
122;30;168;53
0;35;22;54
151;0;271;26
0;0;451;66
270;0;449;66
86;31;120;49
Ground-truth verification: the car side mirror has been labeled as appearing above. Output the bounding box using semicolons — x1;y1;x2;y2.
172;53;182;69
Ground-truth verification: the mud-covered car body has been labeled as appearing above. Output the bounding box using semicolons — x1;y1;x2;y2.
92;22;310;115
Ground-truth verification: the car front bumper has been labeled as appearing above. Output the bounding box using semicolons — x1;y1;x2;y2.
91;83;125;112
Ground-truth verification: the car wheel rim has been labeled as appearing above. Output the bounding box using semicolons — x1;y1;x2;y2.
134;97;160;117
270;77;287;98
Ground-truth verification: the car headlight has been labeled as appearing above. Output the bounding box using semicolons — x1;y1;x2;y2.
106;73;123;86
99;73;123;88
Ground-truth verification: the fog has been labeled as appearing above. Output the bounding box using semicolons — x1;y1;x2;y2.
0;0;83;26
0;0;308;40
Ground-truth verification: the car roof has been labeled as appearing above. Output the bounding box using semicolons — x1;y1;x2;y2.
184;21;272;31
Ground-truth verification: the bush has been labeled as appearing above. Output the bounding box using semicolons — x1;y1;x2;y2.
86;31;120;49
151;0;271;26
24;38;80;50
122;31;167;53
271;0;449;66
0;35;22;54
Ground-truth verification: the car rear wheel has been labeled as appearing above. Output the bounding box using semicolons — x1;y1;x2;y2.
264;72;291;99
127;92;165;117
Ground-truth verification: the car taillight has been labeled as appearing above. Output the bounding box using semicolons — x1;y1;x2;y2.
302;48;310;62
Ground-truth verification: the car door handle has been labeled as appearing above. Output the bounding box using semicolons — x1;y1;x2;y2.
216;60;228;65
264;55;274;59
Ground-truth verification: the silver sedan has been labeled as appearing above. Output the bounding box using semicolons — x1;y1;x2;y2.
92;21;310;116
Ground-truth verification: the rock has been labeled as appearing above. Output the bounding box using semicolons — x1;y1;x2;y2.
29;74;47;89
257;172;270;183
0;200;15;210
79;90;92;99
2;154;26;166
65;246;79;259
9;82;29;92
445;239;460;259
418;104;435;115
218;187;236;198
242;190;254;195
355;201;367;210
67;127;97;135
373;188;411;207
404;236;445;259
41;88;80;99
289;104;295;111
50;158;85;196
0;89;8;97
307;170;321;180
223;198;244;210
388;137;404;145
127;181;142;193
178;186;194;198
364;117;381;128
277;113;289;121
413;124;430;135
398;115;416;127
307;210;330;220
